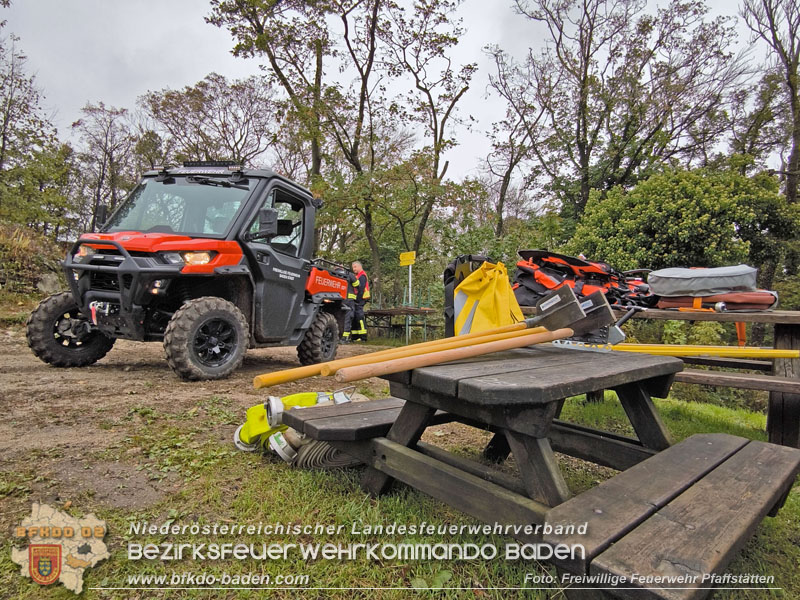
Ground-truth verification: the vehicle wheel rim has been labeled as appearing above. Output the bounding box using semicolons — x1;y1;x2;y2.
53;310;90;348
193;318;237;367
321;323;335;357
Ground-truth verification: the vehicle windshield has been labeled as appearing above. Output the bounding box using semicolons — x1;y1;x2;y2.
105;176;255;236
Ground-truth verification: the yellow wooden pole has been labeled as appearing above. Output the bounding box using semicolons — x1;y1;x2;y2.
252;364;332;389
335;327;572;383
253;321;534;389
319;326;547;375
611;344;800;359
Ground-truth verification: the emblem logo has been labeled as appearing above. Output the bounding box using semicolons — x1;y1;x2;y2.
13;503;110;594
29;545;61;585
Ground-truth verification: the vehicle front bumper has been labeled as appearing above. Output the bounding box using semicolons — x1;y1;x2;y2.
63;239;183;340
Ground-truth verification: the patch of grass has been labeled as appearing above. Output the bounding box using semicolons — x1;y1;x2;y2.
0;471;33;499
126;405;160;424
1;386;797;599
186;396;239;426
1;450;549;599
559;390;767;442
128;425;239;482
0;291;42;325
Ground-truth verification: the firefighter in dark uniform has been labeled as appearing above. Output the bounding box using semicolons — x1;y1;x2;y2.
340;269;358;344
350;261;370;341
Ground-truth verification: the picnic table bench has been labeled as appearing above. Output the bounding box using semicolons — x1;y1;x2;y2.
283;346;800;598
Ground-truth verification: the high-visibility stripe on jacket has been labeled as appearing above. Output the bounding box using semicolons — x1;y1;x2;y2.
346;271;357;300
353;270;370;302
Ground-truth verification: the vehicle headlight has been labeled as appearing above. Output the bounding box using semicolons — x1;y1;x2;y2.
161;252;184;265
160;251;215;266
181;251;213;265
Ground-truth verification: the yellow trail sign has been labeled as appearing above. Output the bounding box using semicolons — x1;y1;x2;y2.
399;250;416;266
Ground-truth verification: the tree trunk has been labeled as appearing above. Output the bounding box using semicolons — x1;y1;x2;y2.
787;92;800;204
495;169;512;237
363;203;381;300
412;196;435;254
311;39;323;178
90;159;108;232
752;259;778;346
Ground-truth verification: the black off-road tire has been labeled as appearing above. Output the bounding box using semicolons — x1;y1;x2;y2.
26;292;115;367
163;296;249;381
297;311;339;365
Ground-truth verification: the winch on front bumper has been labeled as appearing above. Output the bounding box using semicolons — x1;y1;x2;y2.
63;239;183;340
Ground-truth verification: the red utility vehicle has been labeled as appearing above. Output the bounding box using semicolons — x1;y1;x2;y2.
27;162;350;380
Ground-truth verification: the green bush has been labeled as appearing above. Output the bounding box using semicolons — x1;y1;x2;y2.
567;166;794;271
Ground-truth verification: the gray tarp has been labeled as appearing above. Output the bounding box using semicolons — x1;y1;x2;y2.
648;265;758;297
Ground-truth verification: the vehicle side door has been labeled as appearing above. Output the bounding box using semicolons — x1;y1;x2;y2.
241;185;312;341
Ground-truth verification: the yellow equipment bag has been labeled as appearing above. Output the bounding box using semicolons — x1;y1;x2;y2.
453;261;523;335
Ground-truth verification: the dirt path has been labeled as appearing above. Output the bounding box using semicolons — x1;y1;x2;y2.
0;327;399;528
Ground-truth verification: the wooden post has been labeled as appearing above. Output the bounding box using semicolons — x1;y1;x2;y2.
504;430;571;506
770;323;800;448
613;383;673;451
360;401;435;496
482;432;511;463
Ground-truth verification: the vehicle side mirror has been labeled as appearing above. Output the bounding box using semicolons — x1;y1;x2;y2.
253;207;278;240
95;205;108;230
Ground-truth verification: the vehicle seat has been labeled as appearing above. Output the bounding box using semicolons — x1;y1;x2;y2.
211;217;229;234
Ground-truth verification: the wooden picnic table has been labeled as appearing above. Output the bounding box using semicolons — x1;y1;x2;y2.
284;345;800;599
366;307;438;341
375;345;683;508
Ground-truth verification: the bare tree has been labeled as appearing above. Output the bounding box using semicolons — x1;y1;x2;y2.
210;0;475;298
490;0;746;218
140;73;278;166
742;0;800;203
208;0;329;178
485;113;532;237
382;0;476;252
72;103;135;229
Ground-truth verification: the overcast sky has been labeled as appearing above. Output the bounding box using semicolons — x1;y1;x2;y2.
4;0;753;181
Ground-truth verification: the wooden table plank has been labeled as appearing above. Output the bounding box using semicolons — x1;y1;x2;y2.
282;398;405;435
304;407;404;441
367;307;436;316
390;382;560;438
680;356;772;371
591;441;800;600
369;437;549;527
453;351;682;405
387;347;683;404
415;442;529;496
675;368;800;394
543;434;749;574
410;347;600;397
615;308;800;324
549;421;658;471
